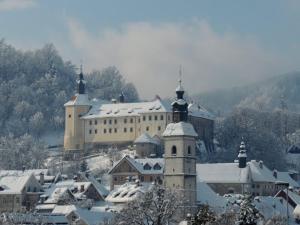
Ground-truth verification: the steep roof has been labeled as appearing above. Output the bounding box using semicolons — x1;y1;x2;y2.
163;122;198;137
108;155;164;175
106;182;152;203
248;160;276;183
134;133;158;145
64;94;91;106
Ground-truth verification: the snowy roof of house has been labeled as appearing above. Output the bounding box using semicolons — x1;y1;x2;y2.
52;204;77;215
276;172;299;188
163;122;198;137
106;182;152;203
44;187;73;204
196;163;250;184
109;155;164;175
64;94;91;106
0;174;35;194
196;181;227;211
134;133;158;145
248;160;276;183
82;99;169;119
188;103;215;120
0;169;48;177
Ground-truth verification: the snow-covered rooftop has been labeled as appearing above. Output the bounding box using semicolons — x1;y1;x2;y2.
134;133;158;145
109;155;164;175
0;173;36;194
64;94;91;106
106;182;152;203
163;122;198;137
196;163;250;184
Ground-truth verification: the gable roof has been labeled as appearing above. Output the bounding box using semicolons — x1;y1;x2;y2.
0;173;41;194
108;155;164;175
196;163;250;184
134;133;158;145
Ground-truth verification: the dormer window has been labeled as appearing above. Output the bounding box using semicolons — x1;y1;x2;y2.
171;146;177;156
143;163;151;170
153;163;161;170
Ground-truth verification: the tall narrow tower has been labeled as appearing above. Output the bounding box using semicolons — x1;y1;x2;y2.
163;79;198;210
64;67;91;152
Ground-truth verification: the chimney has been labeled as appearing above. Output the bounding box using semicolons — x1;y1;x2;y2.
40;172;45;185
22;166;25;173
273;169;278;178
111;99;117;104
259;161;263;169
119;92;125;103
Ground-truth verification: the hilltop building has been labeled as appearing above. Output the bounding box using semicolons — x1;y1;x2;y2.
63;70;214;154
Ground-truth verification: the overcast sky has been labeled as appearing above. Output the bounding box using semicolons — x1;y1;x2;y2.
1;0;300;99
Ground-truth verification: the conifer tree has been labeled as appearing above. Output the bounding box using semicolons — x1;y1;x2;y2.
237;194;260;225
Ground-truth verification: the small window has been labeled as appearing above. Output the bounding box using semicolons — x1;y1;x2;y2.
94;120;97;125
114;119;117;124
187;146;191;155
160;115;164;120
130;118;133;123
109;120;112;125
140;176;144;182
89;129;92;134
114;128;117;133
146;126;149;131
149;116;152;121
68;114;71;118
143;116;146;121
150;176;153;182
138;118;140;123
109;128;112;133
154;115;158;120
104;120;107;125
168;115;170;121
124;118;127;123
114;177;117;181
171;146;177;155
124;128;127;133
158;126;161;131
95;129;98;134
130;127;133;132
104;129;107;134
89;121;92;125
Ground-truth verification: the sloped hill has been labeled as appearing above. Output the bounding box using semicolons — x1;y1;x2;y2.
194;72;300;114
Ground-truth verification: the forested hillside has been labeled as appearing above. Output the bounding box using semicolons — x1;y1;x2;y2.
0;40;139;138
194;72;300;115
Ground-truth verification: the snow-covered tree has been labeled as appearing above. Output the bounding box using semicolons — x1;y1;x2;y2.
192;204;216;225
237;194;260;225
112;185;184;225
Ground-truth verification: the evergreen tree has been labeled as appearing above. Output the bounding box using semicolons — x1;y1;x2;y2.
192;204;216;225
237;194;260;225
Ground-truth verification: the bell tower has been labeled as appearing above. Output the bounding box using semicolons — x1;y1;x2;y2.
64;65;91;152
163;80;198;212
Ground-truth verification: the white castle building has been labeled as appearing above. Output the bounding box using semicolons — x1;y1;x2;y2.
63;70;214;153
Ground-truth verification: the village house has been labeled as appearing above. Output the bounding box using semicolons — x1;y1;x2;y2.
0;173;43;212
108;155;164;190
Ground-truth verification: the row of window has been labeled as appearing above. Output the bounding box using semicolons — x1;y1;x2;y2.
88;115;168;126
88;126;162;135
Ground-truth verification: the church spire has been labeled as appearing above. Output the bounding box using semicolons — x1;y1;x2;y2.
77;64;86;94
238;139;247;168
171;68;189;123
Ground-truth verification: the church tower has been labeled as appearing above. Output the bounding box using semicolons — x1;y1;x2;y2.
163;79;198;211
64;66;91;152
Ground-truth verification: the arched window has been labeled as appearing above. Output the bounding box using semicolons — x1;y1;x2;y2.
187;146;191;155
171;146;177;155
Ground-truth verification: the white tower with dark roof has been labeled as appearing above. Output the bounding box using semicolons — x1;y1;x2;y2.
163;80;198;210
64;67;91;151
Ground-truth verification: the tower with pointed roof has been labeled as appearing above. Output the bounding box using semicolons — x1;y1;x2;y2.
238;140;247;168
64;66;91;152
163;80;198;212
